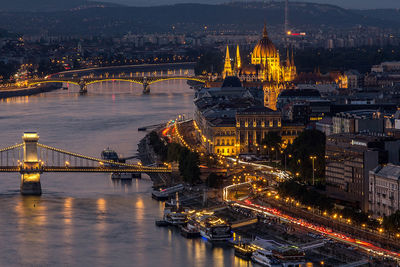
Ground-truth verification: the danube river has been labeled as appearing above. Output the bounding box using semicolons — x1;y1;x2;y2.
0;76;252;267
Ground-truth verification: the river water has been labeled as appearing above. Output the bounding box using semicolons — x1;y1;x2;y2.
0;75;252;267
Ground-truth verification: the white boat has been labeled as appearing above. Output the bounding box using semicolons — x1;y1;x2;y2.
164;210;187;225
251;249;278;267
198;216;232;242
152;184;184;200
101;148;120;167
162;192;187;226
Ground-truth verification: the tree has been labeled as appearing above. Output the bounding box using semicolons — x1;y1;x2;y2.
167;142;183;162
178;149;200;185
0;61;18;82
148;131;167;161
286;130;326;184
206;173;224;188
261;131;282;159
194;48;223;75
262;131;282;149
383;211;400;234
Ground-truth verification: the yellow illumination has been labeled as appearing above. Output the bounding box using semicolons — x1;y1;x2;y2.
22;173;40;182
23;132;39;141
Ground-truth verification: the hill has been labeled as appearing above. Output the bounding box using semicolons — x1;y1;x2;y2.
0;0;121;12
0;2;398;36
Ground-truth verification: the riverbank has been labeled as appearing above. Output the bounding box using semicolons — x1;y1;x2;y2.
0;85;60;99
147;119;398;266
138;131;171;187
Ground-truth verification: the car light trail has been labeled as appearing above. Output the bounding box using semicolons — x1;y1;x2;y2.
231;199;400;261
224;184;400;261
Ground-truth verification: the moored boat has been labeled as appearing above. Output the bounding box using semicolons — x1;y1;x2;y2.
251;249;277;267
180;223;201;238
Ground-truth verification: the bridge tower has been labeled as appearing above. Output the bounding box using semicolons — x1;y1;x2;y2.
142;77;150;94
20;132;42;195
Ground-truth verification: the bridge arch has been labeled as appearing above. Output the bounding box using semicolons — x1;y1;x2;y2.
147;77;206;85
28;80;81;87
85;78;144;86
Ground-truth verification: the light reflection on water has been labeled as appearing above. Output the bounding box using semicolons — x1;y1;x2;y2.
0;77;256;266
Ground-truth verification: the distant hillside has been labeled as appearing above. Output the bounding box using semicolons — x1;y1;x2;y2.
0;0;121;12
353;9;400;24
0;2;398;36
0;28;17;38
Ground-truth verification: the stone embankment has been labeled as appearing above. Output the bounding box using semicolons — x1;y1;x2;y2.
0;85;60;99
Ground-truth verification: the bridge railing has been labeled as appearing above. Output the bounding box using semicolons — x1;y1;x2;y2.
0;143;23;167
37;143;169;172
0;143;170;173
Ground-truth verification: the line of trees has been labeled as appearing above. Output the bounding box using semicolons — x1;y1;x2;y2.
285;129;326;185
278;180;333;211
0;61;19;82
278;180;380;229
149;132;200;184
383;211;400;235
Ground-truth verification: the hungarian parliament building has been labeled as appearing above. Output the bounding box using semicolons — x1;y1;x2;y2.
221;25;297;110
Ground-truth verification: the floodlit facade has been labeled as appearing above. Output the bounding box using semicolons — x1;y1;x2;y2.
223;25;297;110
369;164;400;218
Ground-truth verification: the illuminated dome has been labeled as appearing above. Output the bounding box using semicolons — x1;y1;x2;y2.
251;25;277;64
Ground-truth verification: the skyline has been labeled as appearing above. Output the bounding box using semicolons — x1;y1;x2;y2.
100;0;400;9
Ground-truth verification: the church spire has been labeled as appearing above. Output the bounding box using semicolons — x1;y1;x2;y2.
286;47;291;66
223;45;232;78
235;45;241;69
263;24;268;38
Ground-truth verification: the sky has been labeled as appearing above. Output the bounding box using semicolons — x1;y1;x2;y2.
100;0;400;9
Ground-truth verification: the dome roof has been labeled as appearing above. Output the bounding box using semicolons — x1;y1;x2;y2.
252;25;277;60
222;76;242;88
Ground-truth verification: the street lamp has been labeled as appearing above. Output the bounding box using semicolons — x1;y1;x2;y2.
310;156;317;186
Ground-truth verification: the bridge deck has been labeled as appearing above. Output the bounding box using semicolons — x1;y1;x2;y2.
0;167;170;173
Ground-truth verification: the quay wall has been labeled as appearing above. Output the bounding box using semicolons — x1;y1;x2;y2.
0;85;60;99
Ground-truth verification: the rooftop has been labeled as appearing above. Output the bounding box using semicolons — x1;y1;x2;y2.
371;164;400;180
279;89;321;98
221;76;242;88
238;105;276;114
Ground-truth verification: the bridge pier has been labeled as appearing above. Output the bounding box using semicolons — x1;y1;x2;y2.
143;83;150;94
79;83;88;94
21;174;42;196
142;77;150;94
20;132;42;196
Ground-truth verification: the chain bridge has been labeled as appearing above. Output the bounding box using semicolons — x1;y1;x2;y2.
0;132;170;195
28;75;208;94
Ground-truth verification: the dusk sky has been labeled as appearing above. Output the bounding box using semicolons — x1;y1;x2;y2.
101;0;400;9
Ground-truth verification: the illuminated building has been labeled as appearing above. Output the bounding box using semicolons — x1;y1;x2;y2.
194;77;263;156
281;123;304;145
194;77;303;156
223;25;297;110
369;164;400;218
222;45;233;78
325;134;400;212
236;106;282;154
